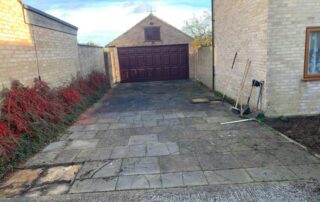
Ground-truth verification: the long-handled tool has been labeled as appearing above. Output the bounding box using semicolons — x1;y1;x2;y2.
241;80;261;116
222;52;238;104
241;84;254;117
231;60;251;114
220;118;255;125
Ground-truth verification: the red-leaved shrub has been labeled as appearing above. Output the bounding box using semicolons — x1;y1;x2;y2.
0;71;107;161
0;121;18;161
58;87;82;108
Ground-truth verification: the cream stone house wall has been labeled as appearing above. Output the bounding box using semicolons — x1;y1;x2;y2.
107;14;195;84
0;0;106;90
215;0;320;116
195;47;213;90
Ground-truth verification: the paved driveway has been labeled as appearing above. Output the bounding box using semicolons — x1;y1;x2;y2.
1;81;320;201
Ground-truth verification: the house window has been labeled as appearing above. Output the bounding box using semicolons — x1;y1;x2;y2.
144;26;160;41
305;27;320;79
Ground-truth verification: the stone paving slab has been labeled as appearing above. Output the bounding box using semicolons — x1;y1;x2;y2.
268;147;320;165
42;141;67;152
128;134;158;145
96;136;129;147
146;143;179;156
67;132;96;140
182;171;208;186
81;124;110;131
76;161;106;179
160;155;201;173
3;80;320;199
121;157;160;175
53;150;80;164
287;164;320;180
65;140;99;150
197;152;242;170
163;113;184;119
93;160;122;178
246;166;298;182
24;151;59;167
204;169;253;185
76;160;122;179
69;177;117;193
179;139;222;154
75;147;112;161
232;150;280;167
117;174;161;190
161;172;183;188
110;145;146;159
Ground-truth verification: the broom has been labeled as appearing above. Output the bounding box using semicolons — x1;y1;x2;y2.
231;60;251;114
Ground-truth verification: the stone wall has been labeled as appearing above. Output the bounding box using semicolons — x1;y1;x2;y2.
0;0;39;88
31;25;80;87
195;47;213;90
0;0;106;90
78;45;106;77
214;0;269;111
266;0;320;116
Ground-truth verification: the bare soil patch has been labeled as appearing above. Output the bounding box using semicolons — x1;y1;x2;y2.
265;115;320;154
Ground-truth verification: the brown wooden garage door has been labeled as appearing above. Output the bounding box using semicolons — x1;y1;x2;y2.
118;44;189;82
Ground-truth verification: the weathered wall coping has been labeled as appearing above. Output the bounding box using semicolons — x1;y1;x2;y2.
78;44;104;48
23;4;78;35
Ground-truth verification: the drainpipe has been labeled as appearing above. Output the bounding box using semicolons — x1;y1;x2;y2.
211;0;215;91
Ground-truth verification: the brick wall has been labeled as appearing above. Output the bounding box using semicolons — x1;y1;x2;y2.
214;0;269;111
266;0;320;116
78;45;106;76
195;47;213;90
0;0;106;90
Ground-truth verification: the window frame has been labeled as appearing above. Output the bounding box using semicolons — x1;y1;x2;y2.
144;26;161;41
304;27;320;80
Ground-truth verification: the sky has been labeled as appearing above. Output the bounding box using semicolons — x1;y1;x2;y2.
23;0;211;46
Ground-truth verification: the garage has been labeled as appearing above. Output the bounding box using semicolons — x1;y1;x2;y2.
118;44;189;82
107;14;194;84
